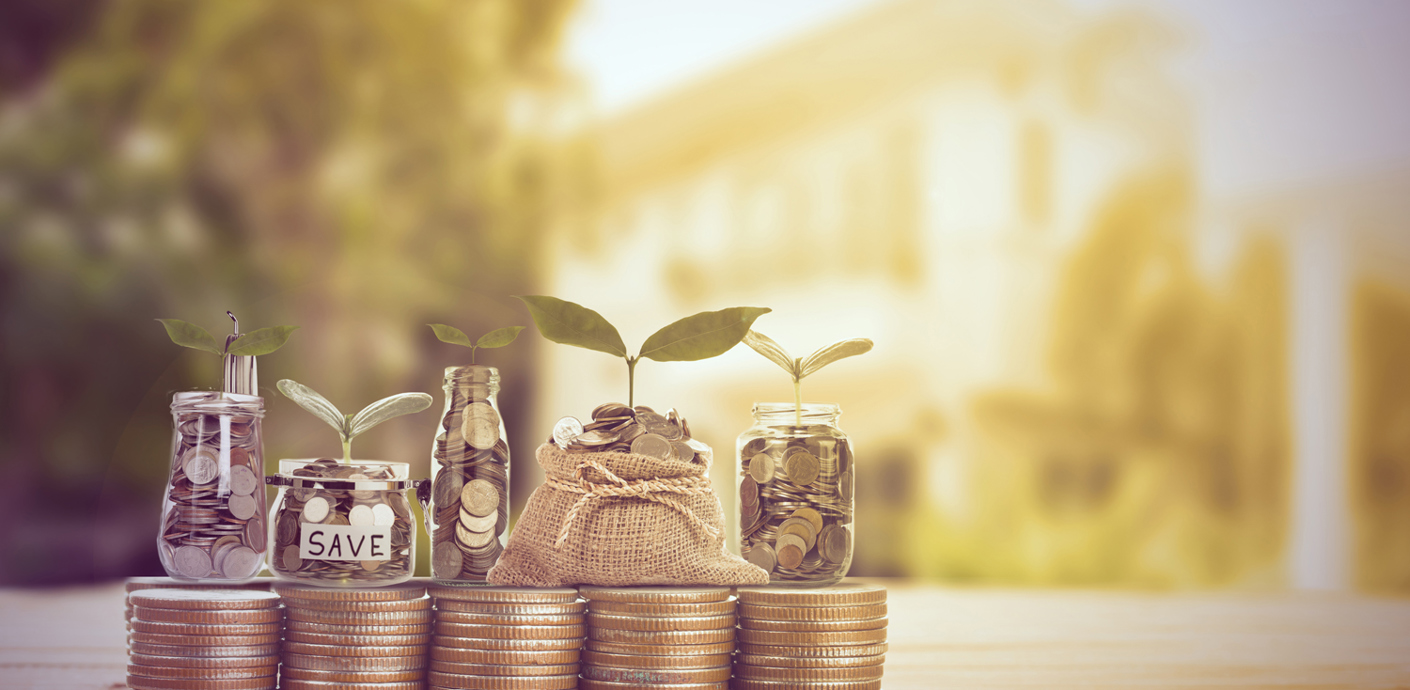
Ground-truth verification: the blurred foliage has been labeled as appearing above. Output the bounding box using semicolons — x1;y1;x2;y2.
0;0;581;584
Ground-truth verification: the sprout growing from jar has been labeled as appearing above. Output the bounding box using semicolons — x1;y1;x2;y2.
743;331;873;426
277;379;432;463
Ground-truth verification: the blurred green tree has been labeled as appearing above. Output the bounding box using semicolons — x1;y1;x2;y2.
0;0;580;584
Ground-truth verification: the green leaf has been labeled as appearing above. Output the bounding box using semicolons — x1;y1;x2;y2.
744;330;798;379
348;392;433;439
799;338;874;379
516;296;628;358
156;319;223;355
476;326;524;349
639;307;771;362
277;379;347;437
429;323;473;347
226;325;298;356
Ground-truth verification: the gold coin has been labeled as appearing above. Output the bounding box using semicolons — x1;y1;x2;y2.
778;518;817;551
128;654;279;669
588;626;734;645
428;671;578;689
274;582;428;603
734;663;885;681
429;646;580;665
736;643;889;659
127;620;282;636
456;521;496;548
734;653;885;668
586;612;735;632
279;667;424;683
462;403;502;450
126;664;275;680
791;507;824;534
284;620;430;636
774;534;807;570
584;638;735;657
436;610;582;626
127;642;280;658
283;597;431;613
732;680;880;690
127;632;282;646
282;653;426;672
749;453;775;484
436;622;584;639
585;599;734;617
578;586;730;605
436;599;585;616
283;642;427;658
582;649;731;669
128;589;280;610
126;675;275;690
736;583;886;608
283;631;431;646
285;607;432;625
578;680;727;690
819;524;850;564
581;664;731;684
783;450;820;486
430;660;579;677
460;479;500;517
736;627;886;646
739;476;760;505
737;602;886;621
741;616;887;632
431;586;580;604
431;634;584;651
282;680;421;690
629;433;673;460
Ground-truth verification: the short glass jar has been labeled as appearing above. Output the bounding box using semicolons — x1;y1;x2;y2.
159;391;268;582
428;365;511;583
737;403;854;586
266;458;419;587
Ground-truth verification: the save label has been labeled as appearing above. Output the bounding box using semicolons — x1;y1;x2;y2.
299;523;392;561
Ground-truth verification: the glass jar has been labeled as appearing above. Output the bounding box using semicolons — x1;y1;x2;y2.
266;458;420;587
159;391;268;582
737;403;854;586
428;365;511;583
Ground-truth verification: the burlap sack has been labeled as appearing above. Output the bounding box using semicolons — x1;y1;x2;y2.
487;442;768;587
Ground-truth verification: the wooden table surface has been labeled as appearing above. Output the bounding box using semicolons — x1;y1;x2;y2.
2;581;1409;689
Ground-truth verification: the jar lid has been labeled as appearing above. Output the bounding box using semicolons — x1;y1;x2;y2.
270;459;421;491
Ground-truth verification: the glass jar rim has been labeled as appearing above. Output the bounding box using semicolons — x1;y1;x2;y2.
445;364;499;384
752;402;840;418
277;458;409;476
171;390;265;415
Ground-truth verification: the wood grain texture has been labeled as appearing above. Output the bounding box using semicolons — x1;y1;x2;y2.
1;581;1408;689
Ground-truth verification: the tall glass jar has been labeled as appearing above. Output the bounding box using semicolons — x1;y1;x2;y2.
159;391;268;582
737;403;854;586
428;365;510;583
266;458;419;587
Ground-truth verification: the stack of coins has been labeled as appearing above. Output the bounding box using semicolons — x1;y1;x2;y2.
578;586;735;690
733;583;887;690
124;577;271;621
160;399;267;581
740;433;853;583
271;457;416;584
427;585;583;690
126;589;282;690
275;582;431;690
552;403;705;463
431;366;511;582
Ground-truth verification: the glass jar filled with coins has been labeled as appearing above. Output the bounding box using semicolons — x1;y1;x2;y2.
159;391;269;582
427;365;511;583
267;458;420;587
737;403;854;586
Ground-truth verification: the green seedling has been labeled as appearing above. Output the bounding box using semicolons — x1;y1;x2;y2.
743;330;873;425
277;379;432;463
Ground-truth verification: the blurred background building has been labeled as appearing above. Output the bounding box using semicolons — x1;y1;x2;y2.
2;0;1409;592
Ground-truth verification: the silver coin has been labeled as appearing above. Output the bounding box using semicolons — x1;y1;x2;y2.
552;416;584;446
629;433;673;461
181;447;220;485
371;503;395;526
227;494;257;520
349;504;375;526
220;546;262;579
229;464;259;496
172;545;212;578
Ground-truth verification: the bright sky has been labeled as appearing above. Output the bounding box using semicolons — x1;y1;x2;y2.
566;0;1410;198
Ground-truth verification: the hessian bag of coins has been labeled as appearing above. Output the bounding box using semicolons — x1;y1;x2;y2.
489;442;768;586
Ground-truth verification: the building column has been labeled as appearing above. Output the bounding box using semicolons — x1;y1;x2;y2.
1287;218;1351;590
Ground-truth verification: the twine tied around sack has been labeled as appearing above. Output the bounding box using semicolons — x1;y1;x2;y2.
544;458;721;548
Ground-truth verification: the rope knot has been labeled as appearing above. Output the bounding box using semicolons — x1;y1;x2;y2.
545;458;720;549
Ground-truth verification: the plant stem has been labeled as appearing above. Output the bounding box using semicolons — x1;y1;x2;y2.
627;357;638;408
794;377;802;426
471;347;477;365
342;437;352;464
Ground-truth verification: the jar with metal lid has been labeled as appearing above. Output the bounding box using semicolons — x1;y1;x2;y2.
427;365;510;583
266;458;421;587
737;402;854;586
160;391;268;582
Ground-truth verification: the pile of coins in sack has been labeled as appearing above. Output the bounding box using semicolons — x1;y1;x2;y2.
578;586;737;689
551;403;705;463
125;589;282;690
733;583;888;689
427;586;584;690
275;582;431;689
740;433;854;582
430;366;512;582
